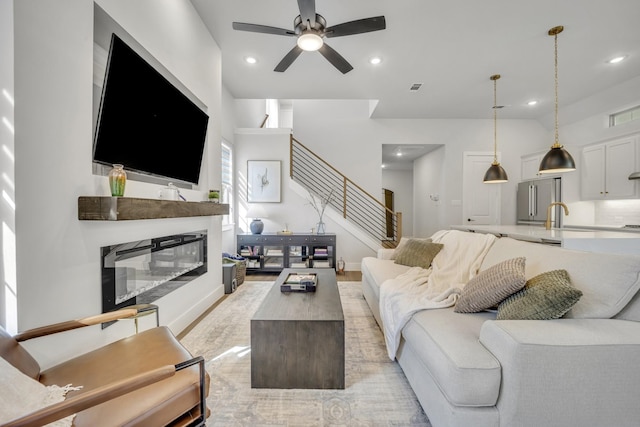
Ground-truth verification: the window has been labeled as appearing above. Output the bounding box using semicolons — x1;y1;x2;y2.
265;99;279;128
221;140;233;225
610;105;640;127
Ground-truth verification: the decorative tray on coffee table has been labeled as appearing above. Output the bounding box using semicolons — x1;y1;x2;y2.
280;273;317;292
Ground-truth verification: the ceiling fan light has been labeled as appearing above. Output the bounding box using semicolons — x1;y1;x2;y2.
483;163;509;183
297;33;323;51
538;146;576;173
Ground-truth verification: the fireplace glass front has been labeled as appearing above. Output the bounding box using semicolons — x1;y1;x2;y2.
102;230;207;314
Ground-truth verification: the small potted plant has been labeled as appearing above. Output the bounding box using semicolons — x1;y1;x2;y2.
208;189;220;203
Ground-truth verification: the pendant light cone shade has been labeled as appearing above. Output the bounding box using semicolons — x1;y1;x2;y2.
539;26;576;174
484;163;509;183
484;74;508;183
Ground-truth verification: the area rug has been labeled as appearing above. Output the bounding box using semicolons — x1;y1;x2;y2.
180;281;431;426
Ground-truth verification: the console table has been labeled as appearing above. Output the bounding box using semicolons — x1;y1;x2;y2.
237;233;336;273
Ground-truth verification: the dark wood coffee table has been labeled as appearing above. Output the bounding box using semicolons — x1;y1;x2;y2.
251;268;344;389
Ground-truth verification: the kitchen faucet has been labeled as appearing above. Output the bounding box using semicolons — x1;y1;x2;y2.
545;202;569;230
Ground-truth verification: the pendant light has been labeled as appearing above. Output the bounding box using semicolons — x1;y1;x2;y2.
539;25;576;174
483;74;509;183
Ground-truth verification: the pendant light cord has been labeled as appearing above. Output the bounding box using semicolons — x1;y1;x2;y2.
554;31;559;147
548;26;564;148
490;74;500;165
493;77;498;163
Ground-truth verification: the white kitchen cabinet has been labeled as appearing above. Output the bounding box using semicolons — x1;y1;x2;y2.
521;152;544;180
580;136;638;200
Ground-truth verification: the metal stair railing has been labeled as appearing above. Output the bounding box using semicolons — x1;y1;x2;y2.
290;135;401;248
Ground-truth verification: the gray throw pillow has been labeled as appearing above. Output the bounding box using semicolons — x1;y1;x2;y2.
454;257;526;313
393;239;443;269
497;269;583;320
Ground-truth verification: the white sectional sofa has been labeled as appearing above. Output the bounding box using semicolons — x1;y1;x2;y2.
361;230;640;427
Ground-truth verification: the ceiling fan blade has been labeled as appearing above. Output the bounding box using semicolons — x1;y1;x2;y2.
274;45;304;72
232;22;295;36
297;0;316;26
325;16;386;38
318;43;353;74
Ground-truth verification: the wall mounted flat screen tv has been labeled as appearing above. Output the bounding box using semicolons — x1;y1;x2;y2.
93;33;209;185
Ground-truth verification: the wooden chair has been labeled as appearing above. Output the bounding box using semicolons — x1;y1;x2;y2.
0;307;209;426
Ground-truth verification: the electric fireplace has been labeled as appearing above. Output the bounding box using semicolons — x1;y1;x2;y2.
102;231;207;314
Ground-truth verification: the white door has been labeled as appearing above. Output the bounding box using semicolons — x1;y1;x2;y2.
462;152;501;225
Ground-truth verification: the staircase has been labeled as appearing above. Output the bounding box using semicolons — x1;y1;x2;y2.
289;135;401;249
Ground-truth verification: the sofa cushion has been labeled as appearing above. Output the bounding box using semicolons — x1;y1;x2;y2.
480;237;640;319
401;307;501;407
361;257;414;301
454;257;526;313
394;239;443;269
497;270;583;320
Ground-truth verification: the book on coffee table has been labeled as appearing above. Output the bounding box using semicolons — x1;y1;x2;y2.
281;273;317;292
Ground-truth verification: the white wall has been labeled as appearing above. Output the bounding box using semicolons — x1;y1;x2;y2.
292;100;548;236
13;0;224;368
233;128;376;271
381;169;413;237
0;0;16;333
413;146;445;237
293;100;382;197
234;99;267;129
220;83;238;254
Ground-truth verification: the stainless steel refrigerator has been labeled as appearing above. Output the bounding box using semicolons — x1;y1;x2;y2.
517;177;563;228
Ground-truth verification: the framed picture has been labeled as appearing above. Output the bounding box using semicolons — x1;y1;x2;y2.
247;160;281;203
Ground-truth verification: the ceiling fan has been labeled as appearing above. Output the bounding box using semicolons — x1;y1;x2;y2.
232;0;386;74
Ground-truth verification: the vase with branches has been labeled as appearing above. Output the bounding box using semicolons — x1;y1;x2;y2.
307;189;334;234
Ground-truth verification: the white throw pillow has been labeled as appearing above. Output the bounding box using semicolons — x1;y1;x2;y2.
0;357;78;426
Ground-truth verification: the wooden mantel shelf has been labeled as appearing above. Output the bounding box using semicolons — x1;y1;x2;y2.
78;196;229;221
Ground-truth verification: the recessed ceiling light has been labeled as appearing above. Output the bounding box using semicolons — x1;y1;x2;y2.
607;55;626;64
369;56;382;65
396;152;402;157
527;100;538;106
381;164;386;168
245;56;257;64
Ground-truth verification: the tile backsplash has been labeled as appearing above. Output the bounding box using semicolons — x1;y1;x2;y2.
595;200;640;225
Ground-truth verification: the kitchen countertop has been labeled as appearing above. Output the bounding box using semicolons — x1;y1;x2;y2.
450;224;640;255
562;224;640;233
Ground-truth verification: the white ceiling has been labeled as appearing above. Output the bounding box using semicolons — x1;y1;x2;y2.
190;0;640;168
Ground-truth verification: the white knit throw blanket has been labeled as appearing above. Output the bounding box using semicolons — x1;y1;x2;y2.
380;230;497;360
0;357;82;426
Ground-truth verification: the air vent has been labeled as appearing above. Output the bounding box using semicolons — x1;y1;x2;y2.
409;83;423;91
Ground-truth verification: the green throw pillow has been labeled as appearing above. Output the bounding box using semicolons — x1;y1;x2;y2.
497;269;583;320
393;239;443;269
454;257;526;313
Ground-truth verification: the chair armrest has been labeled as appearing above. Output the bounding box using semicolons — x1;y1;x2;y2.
13;308;139;342
377;248;396;260
3;355;206;427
